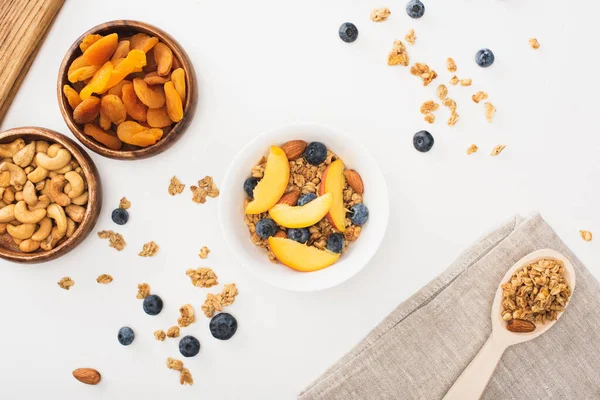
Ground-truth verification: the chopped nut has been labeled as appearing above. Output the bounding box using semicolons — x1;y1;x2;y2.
139;241;159;257
178;304;195;327
424;113;435;124
472;91;488;103
459;78;472;86
484;102;496;122
180;368;193;386
449;75;459;85
190;176;220;204
119;197;131;209
166;358;183;371
186;267;218;288
448;112;460;127
405;28;416;45
370;7;391;22
97;230;126;251
490;145;506;156
167;326;180;338
136;283;151;299
580;230;593;242
446;57;457;72
410;63;437;86
96;274;113;284
168;176;185;196
154;330;166;341
436;84;448;100
420;100;439;115
387;40;409;66
198;246;210;259
466;144;478;155
58;277;74;290
529;38;540;49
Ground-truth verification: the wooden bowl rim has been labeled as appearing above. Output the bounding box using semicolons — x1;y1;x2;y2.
0;127;102;263
57;20;197;160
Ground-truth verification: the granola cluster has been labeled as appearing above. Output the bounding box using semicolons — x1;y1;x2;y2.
177;304;196;327
139;241;159;257
191;176;220;204
96;274;113;284
186;267;218;288
166;358;193;386
201;283;238;317
97;230;126;251
58;277;75;290
136;283;151;299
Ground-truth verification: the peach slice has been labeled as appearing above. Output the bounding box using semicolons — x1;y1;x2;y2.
319;159;346;232
268;192;332;228
268;237;340;272
245;146;289;214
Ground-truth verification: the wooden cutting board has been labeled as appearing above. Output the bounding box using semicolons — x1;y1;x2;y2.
0;0;65;124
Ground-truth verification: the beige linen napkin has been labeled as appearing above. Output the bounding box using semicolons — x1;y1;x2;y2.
300;214;600;400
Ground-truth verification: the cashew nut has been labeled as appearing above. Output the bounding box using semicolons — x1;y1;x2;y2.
3;187;14;203
35;180;45;192
54;164;73;174
31;217;52;241
24;166;33;174
6;223;36;239
0;162;26;190
64;183;71;194
0;223;6;234
72;191;88;206
27;166;48;183
47;144;62;157
13;237;23;245
0;200;6;209
23;181;38;206
19;239;40;253
0;171;9;187
41;226;65;251
0;139;25;157
14;201;46;224
66;217;76;238
47;203;67;234
0;204;16;223
12;141;35;168
29;195;50;211
65;204;85;223
75;167;83;174
64;171;85;199
70;160;80;169
14;191;23;201
46;175;71;207
35;141;49;154
34;149;72;171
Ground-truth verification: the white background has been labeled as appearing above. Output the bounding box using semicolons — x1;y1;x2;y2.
1;0;599;399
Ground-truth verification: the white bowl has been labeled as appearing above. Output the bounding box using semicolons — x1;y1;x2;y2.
219;123;389;291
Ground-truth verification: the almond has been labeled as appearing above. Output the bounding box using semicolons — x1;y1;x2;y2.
344;169;364;194
274;231;287;238
73;368;101;385
506;319;536;333
277;190;300;206
281;140;307;161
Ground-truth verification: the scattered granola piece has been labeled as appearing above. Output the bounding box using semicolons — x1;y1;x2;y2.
424;113;435;124
484;102;496;122
180;368;193;386
436;84;448;100
190;176;220;204
166;358;183;371
472;91;488;103
221;283;239;307
251;158;266;178
410;63;437;86
459;78;472;87
580;230;593;242
198;246;210;259
449;75;459;85
405;28;416;45
186;267;218;288
119;197;131;209
529;38;540;49
97;230;126;251
201;293;223;317
387;40;410;66
370;7;391;22
96;274;113;284
167;326;180;338
490;145;506;156
168;176;185;196
139;241;159;257
442;98;457;111
58;277;75;290
448;112;460;127
420;100;439;114
466;144;478;155
178;304;196;327
154;330;166;341
136;283;151;299
446;57;457;73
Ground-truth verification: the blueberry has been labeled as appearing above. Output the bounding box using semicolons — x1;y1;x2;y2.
287;228;310;244
210;313;238;340
406;0;425;18
475;48;495;68
326;233;344;254
243;177;259;198
348;204;369;225
179;335;200;357
339;22;358;43
143;294;163;316
256;218;277;239
111;208;129;225
304;142;328;165
117;326;134;346
297;193;317;207
413;130;434;153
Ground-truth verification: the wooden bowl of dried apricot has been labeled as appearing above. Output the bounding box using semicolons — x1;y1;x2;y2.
57;21;197;160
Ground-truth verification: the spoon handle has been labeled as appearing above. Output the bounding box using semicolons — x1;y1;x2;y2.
442;334;508;400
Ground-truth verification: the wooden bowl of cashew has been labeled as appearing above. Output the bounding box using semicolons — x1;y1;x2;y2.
0;127;102;263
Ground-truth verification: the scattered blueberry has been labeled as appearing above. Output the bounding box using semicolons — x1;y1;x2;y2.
348;204;369;225
304;142;328;165
327;233;345;254
111;208;129;225
179;335;201;357
287;228;310;244
406;0;425;18
210;313;238;340
256;218;277;239
143;294;163;316
297;193;317;207
413;130;434;153
475;48;495;68
339;22;358;43
117;326;134;346
243;177;260;198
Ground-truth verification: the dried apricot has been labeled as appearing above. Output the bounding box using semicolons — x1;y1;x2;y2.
171;68;186;101
101;95;127;125
63;85;82;109
73;96;101;124
99;110;112;130
82;33;118;65
83;123;123;150
153;42;173;77
130;33;159;53
79;61;113;100
133;78;165;108
103;50;146;91
147;107;172;128
164;81;183;122
144;72;169;85
107;80;130;97
117;121;163;147
80;34;103;52
111;40;130;60
68;55;88;74
121;83;147;122
68;65;100;83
